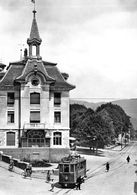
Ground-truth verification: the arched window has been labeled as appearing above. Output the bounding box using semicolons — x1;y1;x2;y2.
30;92;40;104
27;130;45;147
32;45;36;56
6;132;15;146
53;132;62;145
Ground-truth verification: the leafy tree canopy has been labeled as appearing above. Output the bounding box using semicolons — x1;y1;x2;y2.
70;102;133;148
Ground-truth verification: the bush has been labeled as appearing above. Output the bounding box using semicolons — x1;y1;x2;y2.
22;158;51;167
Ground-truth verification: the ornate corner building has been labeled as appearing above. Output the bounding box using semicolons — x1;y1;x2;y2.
0;10;75;162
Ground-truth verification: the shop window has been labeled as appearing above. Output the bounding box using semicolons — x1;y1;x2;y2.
54;93;61;106
30;111;40;123
7;93;14;106
53;132;62;145
7;111;14;123
6;132;15;146
30;92;40;104
54;112;61;123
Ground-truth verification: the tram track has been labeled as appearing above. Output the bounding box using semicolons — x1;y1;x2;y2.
86;142;135;181
0;142;135;195
52;142;136;195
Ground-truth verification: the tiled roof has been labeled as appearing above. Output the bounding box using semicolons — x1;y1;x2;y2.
27;12;42;44
0;64;24;88
16;59;54;83
0;59;75;91
45;64;75;91
0;72;5;80
6;59;27;70
43;61;57;66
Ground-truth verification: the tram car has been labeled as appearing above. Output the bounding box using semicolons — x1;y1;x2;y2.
58;154;86;187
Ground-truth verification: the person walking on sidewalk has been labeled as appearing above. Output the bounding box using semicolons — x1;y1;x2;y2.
49;179;55;192
126;156;130;163
106;162;110;172
76;176;82;190
46;170;51;183
9;157;14;171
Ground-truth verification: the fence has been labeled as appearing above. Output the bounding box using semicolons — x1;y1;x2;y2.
0;152;29;170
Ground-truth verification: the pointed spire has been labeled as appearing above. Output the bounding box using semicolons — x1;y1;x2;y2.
27;9;42;59
27;10;42;44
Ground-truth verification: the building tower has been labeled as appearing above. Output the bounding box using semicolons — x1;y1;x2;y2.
27;10;42;59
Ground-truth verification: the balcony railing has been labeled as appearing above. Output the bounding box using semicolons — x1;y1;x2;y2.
21;138;50;147
24;123;46;129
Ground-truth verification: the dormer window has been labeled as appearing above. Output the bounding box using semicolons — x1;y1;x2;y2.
54;93;61;106
7;92;14;106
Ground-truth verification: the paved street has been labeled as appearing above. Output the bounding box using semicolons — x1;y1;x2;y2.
0;142;136;195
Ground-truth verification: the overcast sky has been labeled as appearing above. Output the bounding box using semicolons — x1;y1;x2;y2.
0;0;137;102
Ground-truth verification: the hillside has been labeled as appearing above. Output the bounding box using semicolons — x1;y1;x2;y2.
70;99;137;129
70;99;103;110
112;99;137;129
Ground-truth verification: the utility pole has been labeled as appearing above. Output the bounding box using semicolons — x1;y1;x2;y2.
134;160;137;195
121;127;123;149
18;44;25;60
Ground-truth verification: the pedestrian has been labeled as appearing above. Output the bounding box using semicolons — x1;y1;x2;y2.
126;156;130;163
29;163;32;178
49;179;55;192
26;163;32;177
76;176;82;190
106;162;110;172
46;170;51;183
9;157;14;171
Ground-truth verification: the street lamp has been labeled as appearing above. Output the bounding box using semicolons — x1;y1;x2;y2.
121;126;123;149
134;171;137;195
93;136;97;155
87;135;97;154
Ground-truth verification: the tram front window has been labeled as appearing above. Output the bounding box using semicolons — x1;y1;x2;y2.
59;165;63;172
70;165;74;172
64;165;69;172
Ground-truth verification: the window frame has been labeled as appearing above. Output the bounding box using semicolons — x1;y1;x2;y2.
7;92;15;106
6;132;15;146
54;111;61;123
7;111;14;123
30;111;40;123
53;132;62;145
64;164;69;173
30;92;40;104
54;93;61;106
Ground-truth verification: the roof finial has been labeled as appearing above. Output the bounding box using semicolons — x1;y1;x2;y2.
31;0;36;12
33;10;36;18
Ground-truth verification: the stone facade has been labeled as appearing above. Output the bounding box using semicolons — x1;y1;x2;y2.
0;9;75;162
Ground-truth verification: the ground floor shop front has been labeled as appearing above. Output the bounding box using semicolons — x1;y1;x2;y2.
0;128;70;162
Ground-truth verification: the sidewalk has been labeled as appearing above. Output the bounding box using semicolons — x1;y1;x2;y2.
104;143;128;151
